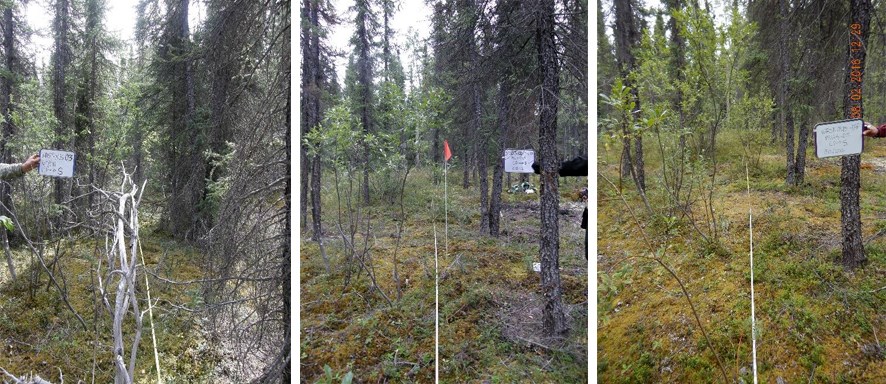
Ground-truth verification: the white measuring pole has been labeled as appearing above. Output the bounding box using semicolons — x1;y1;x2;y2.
444;160;449;257
746;163;758;384
433;222;439;383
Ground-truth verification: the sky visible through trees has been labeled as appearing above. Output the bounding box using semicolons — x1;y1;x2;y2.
24;0;205;62
327;0;430;87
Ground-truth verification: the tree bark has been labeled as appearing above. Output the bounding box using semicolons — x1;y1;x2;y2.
537;0;568;338
841;0;871;269
0;7;15;219
299;0;311;230
51;0;71;214
614;0;644;192
162;0;204;239
489;79;511;237
780;0;797;186
474;65;489;233
355;0;373;205
794;118;810;185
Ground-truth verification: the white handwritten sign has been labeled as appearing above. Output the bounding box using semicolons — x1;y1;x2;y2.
814;119;863;158
38;149;76;178
504;149;535;173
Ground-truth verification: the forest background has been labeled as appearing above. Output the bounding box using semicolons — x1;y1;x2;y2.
598;0;885;382
0;0;290;382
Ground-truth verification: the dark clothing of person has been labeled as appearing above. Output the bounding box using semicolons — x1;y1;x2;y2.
533;155;588;258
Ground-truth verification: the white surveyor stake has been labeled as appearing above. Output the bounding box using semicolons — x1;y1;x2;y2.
745;162;758;384
433;223;439;383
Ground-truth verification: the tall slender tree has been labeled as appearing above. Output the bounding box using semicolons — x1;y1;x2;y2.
841;0;872;269
488;0;522;237
537;0;567;338
353;0;375;205
0;4;13;218
73;0;108;211
51;0;72;213
779;0;798;186
158;0;204;239
614;0;645;192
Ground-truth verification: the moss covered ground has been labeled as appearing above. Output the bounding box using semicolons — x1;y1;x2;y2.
300;168;589;383
0;215;221;383
598;130;886;383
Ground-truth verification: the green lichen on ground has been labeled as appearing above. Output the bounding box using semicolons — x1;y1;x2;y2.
598;129;886;383
0;227;219;383
300;168;589;383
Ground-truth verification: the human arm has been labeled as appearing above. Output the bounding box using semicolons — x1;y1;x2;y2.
0;154;40;180
862;122;886;137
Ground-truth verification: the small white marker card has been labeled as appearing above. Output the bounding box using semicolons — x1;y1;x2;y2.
504;149;535;173
814;119;863;158
38;149;76;178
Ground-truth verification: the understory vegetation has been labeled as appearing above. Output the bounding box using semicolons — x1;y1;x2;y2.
0;202;226;382
301;168;588;383
598;129;886;383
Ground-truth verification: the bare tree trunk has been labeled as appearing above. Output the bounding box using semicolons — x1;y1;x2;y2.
300;0;312;230
614;0;643;192
0;7;15;219
794;118;810;184
462;141;469;189
537;0;567;338
780;0;797;186
96;173;145;384
474;83;489;233
52;0;71;215
841;0;871;269
162;0;204;239
355;0;373;205
86;0;98;209
489;79;511;237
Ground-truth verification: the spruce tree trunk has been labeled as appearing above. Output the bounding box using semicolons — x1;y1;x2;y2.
0;7;14;219
303;0;323;243
462;142;469;189
841;0;871;269
475;84;489;233
780;0;797;186
614;0;643;193
489;80;511;237
355;0;373;205
794;119;810;185
52;0;70;216
165;0;204;240
299;0;313;230
537;0;567;338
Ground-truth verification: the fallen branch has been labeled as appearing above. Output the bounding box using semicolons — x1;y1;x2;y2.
0;367;53;384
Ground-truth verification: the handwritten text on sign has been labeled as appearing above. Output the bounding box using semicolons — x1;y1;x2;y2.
39;149;76;178
814;119;863;158
504;149;535;173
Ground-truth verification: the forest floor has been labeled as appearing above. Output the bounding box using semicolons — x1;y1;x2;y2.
598;129;886;383
0;209;261;383
300;168;589;383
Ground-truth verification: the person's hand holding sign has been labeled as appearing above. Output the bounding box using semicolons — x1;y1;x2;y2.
22;153;40;173
863;121;886;137
0;152;41;180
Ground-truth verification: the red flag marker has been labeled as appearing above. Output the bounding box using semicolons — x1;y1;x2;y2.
443;140;452;162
